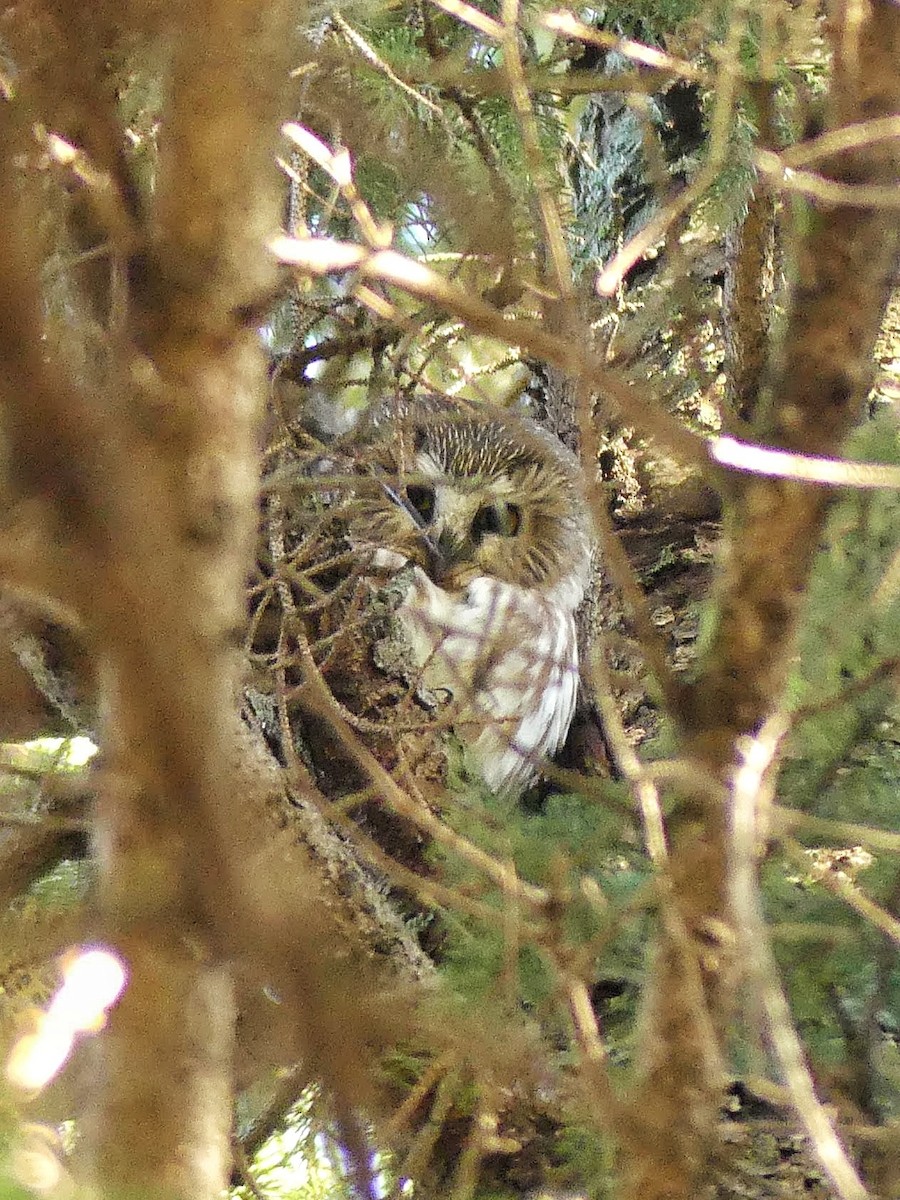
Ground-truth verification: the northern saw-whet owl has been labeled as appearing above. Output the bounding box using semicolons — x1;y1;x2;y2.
353;397;594;797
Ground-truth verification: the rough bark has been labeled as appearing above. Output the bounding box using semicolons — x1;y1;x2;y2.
723;189;778;424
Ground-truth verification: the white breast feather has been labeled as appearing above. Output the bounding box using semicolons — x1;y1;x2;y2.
398;570;580;794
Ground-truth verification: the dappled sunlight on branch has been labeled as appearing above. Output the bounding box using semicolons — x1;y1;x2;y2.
711;435;900;487
7;947;127;1091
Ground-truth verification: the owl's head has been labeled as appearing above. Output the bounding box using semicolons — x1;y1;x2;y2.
355;402;593;600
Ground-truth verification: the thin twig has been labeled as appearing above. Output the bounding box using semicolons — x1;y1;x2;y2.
730;721;870;1200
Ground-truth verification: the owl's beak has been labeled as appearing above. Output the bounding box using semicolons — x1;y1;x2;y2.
426;527;471;587
424;538;446;580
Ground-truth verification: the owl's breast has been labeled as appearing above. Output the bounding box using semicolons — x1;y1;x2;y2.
397;569;579;795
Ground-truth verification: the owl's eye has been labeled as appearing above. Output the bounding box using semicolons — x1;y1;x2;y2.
471;501;521;541
405;484;436;525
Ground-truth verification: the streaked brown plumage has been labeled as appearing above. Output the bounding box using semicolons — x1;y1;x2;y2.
351;398;594;795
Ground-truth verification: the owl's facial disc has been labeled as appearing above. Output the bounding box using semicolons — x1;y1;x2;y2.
395;469;525;589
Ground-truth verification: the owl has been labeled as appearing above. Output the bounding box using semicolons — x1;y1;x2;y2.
350;397;594;797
